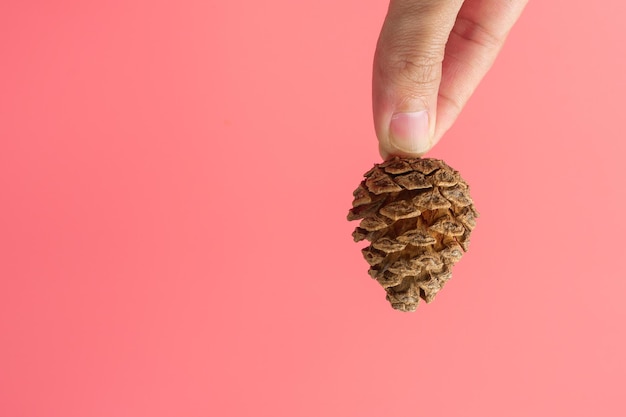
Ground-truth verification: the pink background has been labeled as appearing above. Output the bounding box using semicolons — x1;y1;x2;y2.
1;1;625;416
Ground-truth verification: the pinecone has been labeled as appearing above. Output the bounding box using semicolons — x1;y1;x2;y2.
348;157;478;312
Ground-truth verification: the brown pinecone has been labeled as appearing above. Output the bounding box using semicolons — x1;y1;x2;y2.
348;157;478;312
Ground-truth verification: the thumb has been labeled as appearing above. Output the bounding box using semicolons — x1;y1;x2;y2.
373;0;463;158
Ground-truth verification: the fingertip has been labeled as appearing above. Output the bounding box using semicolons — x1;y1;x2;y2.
377;109;434;160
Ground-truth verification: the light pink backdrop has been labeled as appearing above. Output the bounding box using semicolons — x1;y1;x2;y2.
1;1;625;416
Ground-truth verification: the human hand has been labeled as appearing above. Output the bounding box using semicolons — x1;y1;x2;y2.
373;0;528;158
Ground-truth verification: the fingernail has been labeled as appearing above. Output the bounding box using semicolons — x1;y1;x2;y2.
389;110;431;154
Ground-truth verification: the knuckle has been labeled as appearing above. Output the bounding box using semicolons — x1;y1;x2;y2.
452;17;503;50
438;90;463;118
385;49;443;90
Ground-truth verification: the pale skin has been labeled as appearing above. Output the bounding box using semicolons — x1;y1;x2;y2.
373;0;528;159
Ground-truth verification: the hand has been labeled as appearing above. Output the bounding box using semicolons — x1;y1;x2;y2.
373;0;528;158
